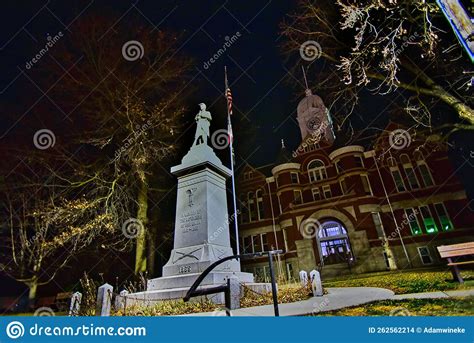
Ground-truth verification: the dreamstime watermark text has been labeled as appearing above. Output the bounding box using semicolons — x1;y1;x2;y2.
5;321;146;339
203;32;242;70
25;32;64;70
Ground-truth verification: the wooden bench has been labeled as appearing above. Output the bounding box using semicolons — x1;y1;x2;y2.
437;242;474;283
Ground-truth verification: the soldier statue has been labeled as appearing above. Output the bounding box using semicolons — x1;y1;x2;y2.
193;103;212;146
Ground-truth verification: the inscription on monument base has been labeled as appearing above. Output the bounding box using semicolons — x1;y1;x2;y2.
179;209;202;233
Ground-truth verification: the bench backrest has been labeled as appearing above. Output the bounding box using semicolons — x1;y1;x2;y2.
437;242;474;258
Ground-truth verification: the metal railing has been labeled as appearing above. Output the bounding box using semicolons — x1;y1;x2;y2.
184;250;283;316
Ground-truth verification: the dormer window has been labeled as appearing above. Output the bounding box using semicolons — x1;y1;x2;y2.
308;159;327;182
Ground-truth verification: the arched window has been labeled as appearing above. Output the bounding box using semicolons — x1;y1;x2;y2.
400;154;411;165
318;221;347;238
417;161;435;187
307;159;327;182
413;150;424;161
316;220;353;265
256;189;264;220
386;157;396;167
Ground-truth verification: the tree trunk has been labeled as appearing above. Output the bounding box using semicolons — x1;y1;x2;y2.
147;222;157;276
135;176;148;274
27;277;38;309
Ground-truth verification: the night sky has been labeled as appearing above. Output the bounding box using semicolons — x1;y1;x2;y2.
2;1;473;186
1;0;304;165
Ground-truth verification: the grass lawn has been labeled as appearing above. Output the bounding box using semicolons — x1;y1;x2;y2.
317;296;474;316
323;269;474;294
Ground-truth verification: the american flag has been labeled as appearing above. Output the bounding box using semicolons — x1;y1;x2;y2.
225;84;233;144
227;115;233;144
226;87;233;115
225;67;234;147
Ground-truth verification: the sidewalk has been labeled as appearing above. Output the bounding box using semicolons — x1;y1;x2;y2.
183;287;474;317
392;289;474;299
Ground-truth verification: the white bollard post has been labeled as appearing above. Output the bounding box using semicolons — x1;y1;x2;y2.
68;292;82;316
96;283;113;316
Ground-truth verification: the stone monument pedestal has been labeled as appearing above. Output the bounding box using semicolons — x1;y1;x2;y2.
127;104;258;306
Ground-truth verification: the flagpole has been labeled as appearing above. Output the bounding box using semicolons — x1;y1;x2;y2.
225;66;240;256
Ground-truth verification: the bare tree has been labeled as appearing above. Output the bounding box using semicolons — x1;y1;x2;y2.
281;0;473;130
0;158;130;305
36;14;193;274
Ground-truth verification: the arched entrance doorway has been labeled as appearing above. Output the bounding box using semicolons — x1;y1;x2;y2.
316;220;354;265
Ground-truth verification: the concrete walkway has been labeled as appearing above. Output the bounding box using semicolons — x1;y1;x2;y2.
183;287;474;317
392;289;474;299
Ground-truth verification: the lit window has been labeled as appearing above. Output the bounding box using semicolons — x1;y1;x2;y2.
405;208;422;235
318;221;347;238
294;190;303;205
417;246;433;264
404;166;420;190
290;172;299;184
355;155;364;168
308;159;327;182
256;190;264;220
391;169;406;192
361;175;372;195
322;185;332;199
312;188;321;201
419;205;438;233
417;162;434;187
434;203;454;231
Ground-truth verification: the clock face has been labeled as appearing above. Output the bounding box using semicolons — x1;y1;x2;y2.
306;117;321;130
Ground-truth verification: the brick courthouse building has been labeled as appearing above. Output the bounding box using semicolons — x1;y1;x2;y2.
236;89;474;281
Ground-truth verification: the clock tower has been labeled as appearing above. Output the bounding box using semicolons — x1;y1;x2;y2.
296;89;335;145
